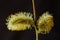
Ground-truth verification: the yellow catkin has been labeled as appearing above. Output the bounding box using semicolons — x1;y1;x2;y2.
6;12;34;31
37;12;54;34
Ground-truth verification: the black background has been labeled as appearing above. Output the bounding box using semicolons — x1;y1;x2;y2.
0;0;60;40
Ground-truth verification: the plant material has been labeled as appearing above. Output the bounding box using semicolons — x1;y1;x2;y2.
37;12;54;34
6;12;34;31
5;0;54;40
6;11;54;40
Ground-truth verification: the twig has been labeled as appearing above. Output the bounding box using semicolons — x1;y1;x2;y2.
32;0;36;21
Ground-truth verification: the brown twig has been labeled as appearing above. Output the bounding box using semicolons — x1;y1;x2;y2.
32;0;38;40
32;0;36;21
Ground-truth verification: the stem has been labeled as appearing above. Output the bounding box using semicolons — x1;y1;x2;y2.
35;28;39;40
32;0;38;40
32;0;36;21
34;25;38;40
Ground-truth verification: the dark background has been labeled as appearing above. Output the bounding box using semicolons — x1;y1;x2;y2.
0;0;60;40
